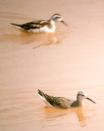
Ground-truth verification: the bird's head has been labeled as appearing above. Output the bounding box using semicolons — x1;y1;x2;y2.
77;91;96;104
51;13;68;26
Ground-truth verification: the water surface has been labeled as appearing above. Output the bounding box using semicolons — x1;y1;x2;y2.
0;0;104;131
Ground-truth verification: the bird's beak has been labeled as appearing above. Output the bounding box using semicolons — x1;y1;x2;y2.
86;97;96;104
61;20;68;26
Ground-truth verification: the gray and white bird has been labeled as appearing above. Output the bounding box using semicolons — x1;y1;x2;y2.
11;13;68;33
38;89;96;109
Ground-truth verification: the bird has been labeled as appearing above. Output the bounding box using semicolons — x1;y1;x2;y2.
37;89;96;109
10;13;68;33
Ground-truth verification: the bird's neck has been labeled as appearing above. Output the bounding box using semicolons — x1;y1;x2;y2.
43;19;56;33
76;99;83;106
50;20;56;29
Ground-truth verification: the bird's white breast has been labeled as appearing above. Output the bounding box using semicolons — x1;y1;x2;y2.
32;20;56;33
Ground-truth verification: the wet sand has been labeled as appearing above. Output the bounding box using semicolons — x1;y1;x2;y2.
0;0;104;131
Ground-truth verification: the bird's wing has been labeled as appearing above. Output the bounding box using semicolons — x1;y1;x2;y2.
44;95;73;108
38;89;74;109
21;20;48;30
53;97;74;108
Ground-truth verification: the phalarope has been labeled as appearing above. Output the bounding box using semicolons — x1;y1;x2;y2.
38;90;96;109
11;13;68;33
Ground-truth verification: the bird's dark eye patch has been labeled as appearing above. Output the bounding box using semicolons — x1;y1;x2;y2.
81;94;85;96
78;94;85;96
54;16;61;19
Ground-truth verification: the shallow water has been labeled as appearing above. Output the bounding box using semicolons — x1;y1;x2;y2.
0;0;104;131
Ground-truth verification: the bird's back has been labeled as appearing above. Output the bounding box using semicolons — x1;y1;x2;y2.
38;89;73;109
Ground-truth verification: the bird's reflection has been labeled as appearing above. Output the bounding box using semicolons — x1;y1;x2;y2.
0;29;61;48
72;107;86;127
42;106;86;127
43;106;70;119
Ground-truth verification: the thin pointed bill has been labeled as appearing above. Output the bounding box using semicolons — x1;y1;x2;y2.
61;20;68;26
86;97;96;104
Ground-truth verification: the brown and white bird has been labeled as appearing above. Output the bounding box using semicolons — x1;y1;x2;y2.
11;13;68;33
38;89;96;109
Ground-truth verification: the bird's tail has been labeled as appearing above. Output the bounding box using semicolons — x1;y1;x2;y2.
38;89;45;97
10;23;21;27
